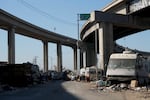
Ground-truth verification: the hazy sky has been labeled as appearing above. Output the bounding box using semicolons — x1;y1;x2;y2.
0;0;150;70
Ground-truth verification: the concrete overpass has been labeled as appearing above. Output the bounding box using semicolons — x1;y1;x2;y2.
80;0;150;73
0;9;78;72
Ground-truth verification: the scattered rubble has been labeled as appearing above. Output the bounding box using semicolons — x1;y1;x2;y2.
93;79;150;93
96;80;111;87
0;67;78;93
0;63;71;93
0;84;17;93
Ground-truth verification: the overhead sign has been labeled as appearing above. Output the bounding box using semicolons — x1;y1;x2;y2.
79;14;90;20
129;0;150;13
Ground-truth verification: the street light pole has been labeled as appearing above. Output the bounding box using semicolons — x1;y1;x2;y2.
77;14;80;74
77;14;80;40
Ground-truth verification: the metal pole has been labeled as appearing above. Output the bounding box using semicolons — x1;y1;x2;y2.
77;14;80;40
77;14;80;74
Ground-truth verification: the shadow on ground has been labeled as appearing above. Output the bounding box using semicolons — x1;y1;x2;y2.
0;80;80;100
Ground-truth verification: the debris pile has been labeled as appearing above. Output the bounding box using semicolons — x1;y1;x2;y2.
0;63;43;87
0;65;79;93
94;79;150;92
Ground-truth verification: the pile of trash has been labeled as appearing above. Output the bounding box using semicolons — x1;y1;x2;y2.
95;79;150;92
63;70;76;81
0;67;77;93
0;84;16;93
43;69;77;81
0;63;44;87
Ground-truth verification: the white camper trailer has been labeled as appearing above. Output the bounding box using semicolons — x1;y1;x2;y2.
80;66;102;81
106;51;150;84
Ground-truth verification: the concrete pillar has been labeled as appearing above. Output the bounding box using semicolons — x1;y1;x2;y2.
83;51;86;68
8;26;15;64
80;51;83;69
98;22;113;74
43;41;48;72
57;43;62;72
86;47;97;67
73;47;77;70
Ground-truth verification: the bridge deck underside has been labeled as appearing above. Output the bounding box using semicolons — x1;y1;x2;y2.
113;26;143;40
130;6;150;17
81;25;144;42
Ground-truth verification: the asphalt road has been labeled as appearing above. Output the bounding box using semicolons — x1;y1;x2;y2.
0;81;149;100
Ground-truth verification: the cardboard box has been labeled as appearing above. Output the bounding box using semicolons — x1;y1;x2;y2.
130;80;138;88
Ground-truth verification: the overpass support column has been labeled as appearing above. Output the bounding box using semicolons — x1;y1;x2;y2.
86;46;97;67
80;51;83;69
73;47;77;71
98;22;113;74
57;43;62;72
8;26;15;64
43;41;48;72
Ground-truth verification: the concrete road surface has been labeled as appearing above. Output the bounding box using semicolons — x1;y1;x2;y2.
0;81;149;100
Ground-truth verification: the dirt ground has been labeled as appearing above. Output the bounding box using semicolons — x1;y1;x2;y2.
0;81;150;100
62;81;150;100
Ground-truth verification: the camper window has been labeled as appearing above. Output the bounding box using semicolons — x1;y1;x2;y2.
108;59;136;69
